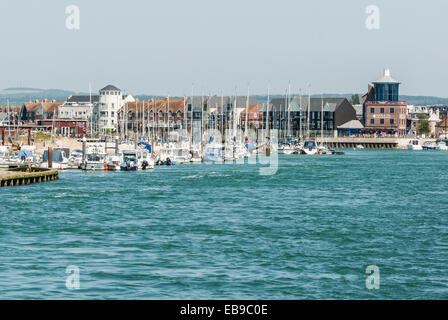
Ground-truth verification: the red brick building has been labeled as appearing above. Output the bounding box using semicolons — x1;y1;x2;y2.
240;105;263;129
363;69;407;135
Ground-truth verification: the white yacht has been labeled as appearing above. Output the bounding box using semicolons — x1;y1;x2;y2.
407;139;423;150
422;141;437;150
301;141;319;155
203;143;224;162
278;144;295;155
436;141;448;151
81;145;107;171
40;148;70;170
0;146;18;168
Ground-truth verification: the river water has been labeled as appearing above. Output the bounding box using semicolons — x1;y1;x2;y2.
1;150;447;299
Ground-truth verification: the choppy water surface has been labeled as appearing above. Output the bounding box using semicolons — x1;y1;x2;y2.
1;150;447;299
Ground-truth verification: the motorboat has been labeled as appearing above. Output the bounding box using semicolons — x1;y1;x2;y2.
189;149;202;163
278;144;295;155
136;149;154;169
120;151;139;171
0;146;19;168
41;148;70;169
68;149;83;168
301;141;319;155
407;139;423;150
436;141;448;151
81;145;107;171
203;143;224;162
422;141;437;150
106;154;122;171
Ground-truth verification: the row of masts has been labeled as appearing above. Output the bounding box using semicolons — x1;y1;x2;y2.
1;85;328;146
112;85;327;146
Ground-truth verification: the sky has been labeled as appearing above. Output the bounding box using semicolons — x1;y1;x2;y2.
0;0;447;97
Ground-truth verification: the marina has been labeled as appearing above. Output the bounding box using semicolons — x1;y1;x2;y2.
1;150;447;299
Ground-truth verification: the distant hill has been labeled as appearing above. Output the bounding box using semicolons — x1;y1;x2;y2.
0;88;84;105
2;87;448;106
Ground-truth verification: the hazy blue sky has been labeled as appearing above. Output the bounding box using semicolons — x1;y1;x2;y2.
0;0;447;96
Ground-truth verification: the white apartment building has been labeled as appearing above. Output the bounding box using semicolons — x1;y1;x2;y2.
98;85;123;132
97;85;135;132
59;85;135;133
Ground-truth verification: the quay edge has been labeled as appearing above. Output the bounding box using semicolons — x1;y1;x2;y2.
0;169;59;188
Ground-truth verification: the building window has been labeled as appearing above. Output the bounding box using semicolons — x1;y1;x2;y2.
380;119;384;124
370;119;374;124
380;108;385;113
390;108;395;114
370;108;374;113
390;119;394;124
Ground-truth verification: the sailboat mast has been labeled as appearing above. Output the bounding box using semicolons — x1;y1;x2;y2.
287;81;291;140
233;87;237;143
190;84;194;147
299;89;302;141
307;84;311;139
321;95;324;143
167;94;170;144
221;91;224;137
245;85;249;138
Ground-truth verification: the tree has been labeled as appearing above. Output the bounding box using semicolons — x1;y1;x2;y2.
351;94;360;105
416;113;430;136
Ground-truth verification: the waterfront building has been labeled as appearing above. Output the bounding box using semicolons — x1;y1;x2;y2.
363;69;407;135
58;95;99;134
19;100;63;124
240;105;263;129
117;98;186;139
0;105;21;125
185;96;259;134
266;97;356;137
97;85;128;133
436;117;448;139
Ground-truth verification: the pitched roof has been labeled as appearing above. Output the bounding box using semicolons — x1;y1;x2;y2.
337;119;364;129
187;96;259;112
100;84;121;91
0;105;21;113
66;95;99;103
41;102;63;113
291;97;347;112
372;69;400;84
23;102;41;112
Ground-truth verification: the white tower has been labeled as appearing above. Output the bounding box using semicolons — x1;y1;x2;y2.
98;85;123;132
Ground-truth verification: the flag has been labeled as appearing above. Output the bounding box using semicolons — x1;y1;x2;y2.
77;122;85;129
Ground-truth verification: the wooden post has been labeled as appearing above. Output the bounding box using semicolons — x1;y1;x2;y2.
1;128;4;145
82;136;86;163
48;147;53;169
28;128;31;145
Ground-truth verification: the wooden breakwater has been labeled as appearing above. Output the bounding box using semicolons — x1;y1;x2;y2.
0;168;59;187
